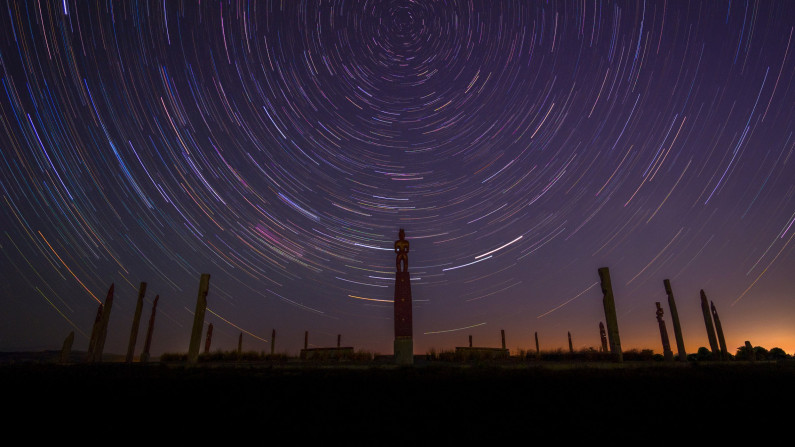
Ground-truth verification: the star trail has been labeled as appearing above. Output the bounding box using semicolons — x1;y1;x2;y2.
2;0;795;356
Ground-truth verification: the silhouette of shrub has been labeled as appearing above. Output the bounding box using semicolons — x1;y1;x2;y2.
696;347;713;361
264;352;289;362
623;349;655;361
768;347;789;360
753;346;770;361
159;352;187;362
735;345;755;360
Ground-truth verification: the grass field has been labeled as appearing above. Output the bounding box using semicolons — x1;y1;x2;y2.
3;358;793;438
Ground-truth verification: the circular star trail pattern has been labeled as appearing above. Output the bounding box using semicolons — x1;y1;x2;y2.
2;1;795;355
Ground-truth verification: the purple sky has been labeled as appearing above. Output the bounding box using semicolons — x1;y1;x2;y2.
2;1;794;357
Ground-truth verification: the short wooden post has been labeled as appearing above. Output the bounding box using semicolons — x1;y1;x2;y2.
204;323;214;354
140;295;159;363
598;267;622;362
188;274;210;364
664;279;687;362
599;322;608;352
86;302;103;362
700;290;720;359
710;301;728;360
655;302;674;361
125;282;147;363
60;331;74;363
568;331;573;354
92;284;115;363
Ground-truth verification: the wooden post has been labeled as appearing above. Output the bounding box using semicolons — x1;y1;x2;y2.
664;279;687;362
86;302;103;362
188;274;210;364
238;332;243;355
337;334;341;348
568;331;573;354
534;331;540;357
655;302;674;361
125;282;147;363
599;322;608;352
501;329;506;350
598;268;622;362
710;302;728;360
700;290;720;359
271;329;276;355
204;323;214;354
304;330;308;350
93;284;115;363
468;335;472;348
140;295;159;363
60;331;74;363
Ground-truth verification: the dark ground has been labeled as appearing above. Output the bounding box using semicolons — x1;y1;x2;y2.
3;359;793;440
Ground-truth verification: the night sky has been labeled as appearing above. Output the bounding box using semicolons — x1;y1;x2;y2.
2;0;795;358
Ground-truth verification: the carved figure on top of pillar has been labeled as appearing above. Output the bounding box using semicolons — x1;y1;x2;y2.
395;228;410;273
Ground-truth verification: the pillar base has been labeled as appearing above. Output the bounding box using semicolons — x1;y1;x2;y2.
394;336;413;365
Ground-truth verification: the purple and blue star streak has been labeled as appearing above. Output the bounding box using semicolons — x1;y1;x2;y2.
1;1;794;356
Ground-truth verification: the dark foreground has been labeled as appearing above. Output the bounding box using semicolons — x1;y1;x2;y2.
4;361;792;438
